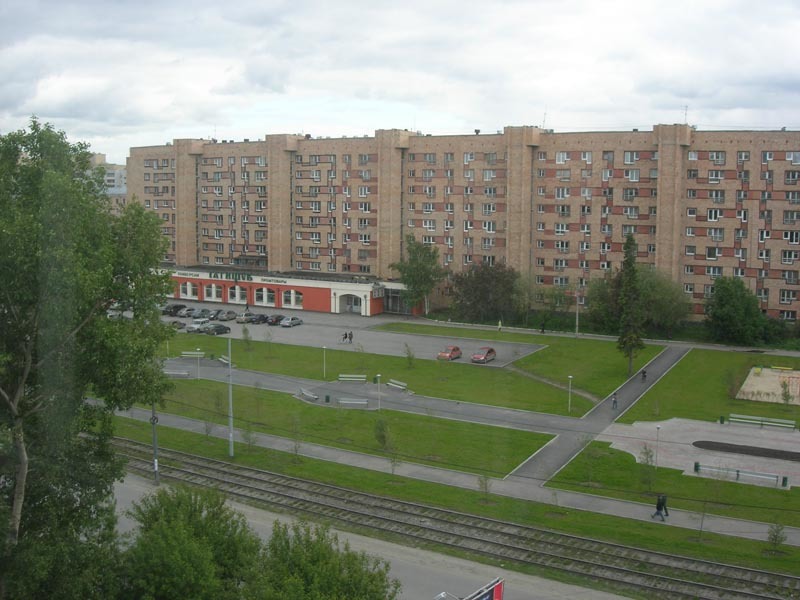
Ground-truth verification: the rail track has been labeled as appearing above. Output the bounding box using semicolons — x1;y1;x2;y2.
114;437;800;600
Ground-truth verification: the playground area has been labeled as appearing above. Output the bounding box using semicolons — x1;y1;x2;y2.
736;367;800;405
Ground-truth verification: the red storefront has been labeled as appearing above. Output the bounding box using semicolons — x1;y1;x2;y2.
169;270;386;316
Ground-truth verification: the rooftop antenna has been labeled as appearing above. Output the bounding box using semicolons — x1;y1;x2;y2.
541;106;547;129
683;105;688;124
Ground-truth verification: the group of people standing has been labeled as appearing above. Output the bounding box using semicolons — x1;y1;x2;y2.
341;331;353;344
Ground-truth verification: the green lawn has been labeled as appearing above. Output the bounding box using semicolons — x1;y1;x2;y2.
373;322;663;398
149;380;552;476
621;349;800;423
164;335;594;415
115;418;799;576
549;441;800;527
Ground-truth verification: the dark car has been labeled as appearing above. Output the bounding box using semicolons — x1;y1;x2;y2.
207;308;223;320
470;347;496;364
217;310;237;321
162;303;186;316
205;323;231;335
250;314;270;324
169;319;186;329
266;314;286;325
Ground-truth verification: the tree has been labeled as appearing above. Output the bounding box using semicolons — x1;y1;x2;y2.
704;276;765;345
262;520;401;599
390;235;445;314
451;262;519;323
617;235;645;375
120;487;263;600
0;120;173;598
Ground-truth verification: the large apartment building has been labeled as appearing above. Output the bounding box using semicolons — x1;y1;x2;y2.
127;124;800;320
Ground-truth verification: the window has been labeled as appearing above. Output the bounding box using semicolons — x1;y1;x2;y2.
685;245;696;256
758;248;771;262
482;169;496;181
761;191;773;201
762;151;773;163
688;151;698;161
780;290;798;304
709;189;725;202
464;169;474;180
784;230;800;244
684;283;694;294
555;223;568;235
622;206;639;218
464;152;475;164
706;246;721;260
687;189;697;199
708;228;724;242
687;169;698;179
709;151;726;165
706;266;722;278
556;187;570;199
358;186;370;198
686;227;695;236
423;202;434;213
622;224;636;235
684;265;694;275
787;191;800;203
624;169;639;182
580;223;590;234
737;170;750;183
623;151;639;164
556;169;570;181
556;151;569;164
359;233;371;244
782;250;800;264
422;219;435;231
737;151;750;163
707;208;721;221
602;168;613;181
581;151;592;163
623;188;637;200
759;229;771;242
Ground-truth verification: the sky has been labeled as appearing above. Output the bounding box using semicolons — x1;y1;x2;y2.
1;0;799;164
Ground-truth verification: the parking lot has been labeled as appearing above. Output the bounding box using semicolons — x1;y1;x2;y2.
163;302;543;366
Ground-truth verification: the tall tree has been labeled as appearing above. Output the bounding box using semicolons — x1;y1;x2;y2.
704;276;765;345
0;120;173;598
451;262;519;323
390;235;445;314
617;234;645;375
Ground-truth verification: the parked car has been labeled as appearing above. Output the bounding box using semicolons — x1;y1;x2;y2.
235;311;255;323
186;318;211;333
194;308;212;319
162;303;186;316
177;307;195;318
217;310;237;321
207;308;223;320
437;345;462;360
470;347;496;364
205;323;231;335
280;316;303;327
249;314;270;324
169;319;186;329
266;314;286;325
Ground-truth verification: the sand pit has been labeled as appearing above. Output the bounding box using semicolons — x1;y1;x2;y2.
737;367;800;405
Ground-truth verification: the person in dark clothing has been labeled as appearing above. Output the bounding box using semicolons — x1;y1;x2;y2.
612;393;618;410
641;369;647;382
348;331;353;344
342;331;348;343
651;495;668;521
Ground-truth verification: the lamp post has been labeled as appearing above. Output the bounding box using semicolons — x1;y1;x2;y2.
196;347;201;380
568;375;573;414
655;424;661;471
228;337;234;458
323;345;327;380
150;399;159;485
575;292;580;338
376;374;381;411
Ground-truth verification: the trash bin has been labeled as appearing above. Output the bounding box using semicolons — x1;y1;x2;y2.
694;461;700;473
373;376;379;384
719;416;725;424
325;395;330;404
782;476;789;488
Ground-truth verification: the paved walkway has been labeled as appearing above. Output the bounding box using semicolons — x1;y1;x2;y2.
142;344;800;548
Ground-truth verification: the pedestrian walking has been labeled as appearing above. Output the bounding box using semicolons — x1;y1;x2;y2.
498;319;502;332
641;369;647;382
651;495;668;521
342;331;348;343
348;331;353;344
612;393;618;411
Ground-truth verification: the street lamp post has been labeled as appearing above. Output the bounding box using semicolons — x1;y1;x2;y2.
655;424;661;470
150;399;159;485
196;347;201;380
323;345;327;380
575;293;580;338
376;374;381;411
568;375;573;414
228;337;234;458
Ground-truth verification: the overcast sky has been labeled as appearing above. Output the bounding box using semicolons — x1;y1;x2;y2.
2;0;799;164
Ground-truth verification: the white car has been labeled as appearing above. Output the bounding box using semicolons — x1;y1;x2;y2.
280;316;303;327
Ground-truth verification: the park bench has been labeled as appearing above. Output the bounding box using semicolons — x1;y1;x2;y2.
299;388;319;401
337;398;368;407
164;370;191;378
338;374;367;382
693;462;789;488
728;413;796;430
218;355;232;366
386;379;408;391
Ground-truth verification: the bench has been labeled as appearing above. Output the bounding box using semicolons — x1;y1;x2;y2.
164;370;191;378
299;388;319;401
693;462;788;488
337;398;368;407
728;414;796;430
386;379;408;391
218;355;232;366
338;374;367;382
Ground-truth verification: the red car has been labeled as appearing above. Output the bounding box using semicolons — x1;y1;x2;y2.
437;345;462;360
471;347;496;364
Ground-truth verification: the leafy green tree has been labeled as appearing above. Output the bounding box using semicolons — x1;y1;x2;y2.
451;262;519;323
705;276;765;345
262;520;401;600
121;487;263;600
0;120;173;598
637;267;691;337
375;419;392;451
390;235;445;314
617;235;645;375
